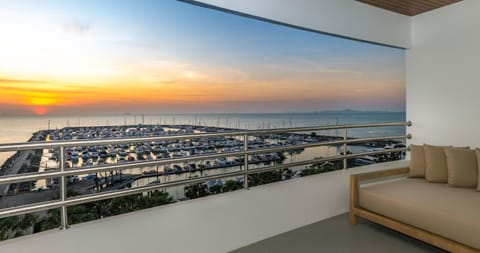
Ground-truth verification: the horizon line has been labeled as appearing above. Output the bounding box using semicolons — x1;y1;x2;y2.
0;110;406;117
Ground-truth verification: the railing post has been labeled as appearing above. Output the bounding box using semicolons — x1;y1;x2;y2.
59;146;69;230
343;128;348;170
243;134;249;190
0;122;411;222
406;121;412;151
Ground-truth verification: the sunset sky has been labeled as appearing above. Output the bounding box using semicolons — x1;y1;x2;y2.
0;0;405;116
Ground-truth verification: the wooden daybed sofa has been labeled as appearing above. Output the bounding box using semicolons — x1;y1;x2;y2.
350;145;480;253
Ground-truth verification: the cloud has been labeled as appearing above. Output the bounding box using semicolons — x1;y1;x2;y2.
158;80;177;85
64;20;91;35
0;78;47;84
0;78;94;93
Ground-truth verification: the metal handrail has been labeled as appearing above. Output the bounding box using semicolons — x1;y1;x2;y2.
0;135;407;185
0;121;411;152
0;147;407;219
0;121;411;229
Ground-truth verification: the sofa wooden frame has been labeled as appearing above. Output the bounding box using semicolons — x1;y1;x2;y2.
349;167;479;253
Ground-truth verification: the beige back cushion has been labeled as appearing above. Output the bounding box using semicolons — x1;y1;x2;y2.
424;145;470;183
424;144;449;183
409;145;426;178
444;147;478;188
476;149;480;191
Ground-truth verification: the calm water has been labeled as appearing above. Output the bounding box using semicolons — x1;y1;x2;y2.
0;111;406;199
0;111;406;166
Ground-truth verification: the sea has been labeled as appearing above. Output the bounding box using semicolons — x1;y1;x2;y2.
0;111;406;166
0;111;406;199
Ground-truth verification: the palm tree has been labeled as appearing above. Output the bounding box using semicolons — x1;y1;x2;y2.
41;191;174;231
0;214;38;240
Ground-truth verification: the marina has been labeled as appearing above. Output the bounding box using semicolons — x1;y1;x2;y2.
0;123;405;203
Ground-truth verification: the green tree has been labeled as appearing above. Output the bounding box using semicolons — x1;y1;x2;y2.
221;180;243;192
184;183;209;199
0;214;37;241
143;191;173;208
41;191;174;230
209;184;222;194
248;170;283;187
300;161;343;176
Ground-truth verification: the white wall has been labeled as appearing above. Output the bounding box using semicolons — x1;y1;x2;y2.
0;169;349;253
406;0;479;146
190;0;411;48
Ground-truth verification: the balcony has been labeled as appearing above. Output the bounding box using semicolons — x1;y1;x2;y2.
0;0;478;251
0;122;414;252
0;160;447;253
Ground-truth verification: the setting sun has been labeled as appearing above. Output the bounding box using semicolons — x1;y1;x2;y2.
0;1;404;116
32;107;49;116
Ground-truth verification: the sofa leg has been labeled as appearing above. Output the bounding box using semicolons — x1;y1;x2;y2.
349;212;358;225
350;175;359;226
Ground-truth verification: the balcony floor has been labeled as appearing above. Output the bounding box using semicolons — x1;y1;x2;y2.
230;213;446;253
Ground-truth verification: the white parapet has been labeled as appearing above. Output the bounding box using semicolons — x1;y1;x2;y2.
0;160;409;253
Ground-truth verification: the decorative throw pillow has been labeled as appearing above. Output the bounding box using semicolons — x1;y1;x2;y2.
424;144;449;183
444;147;478;188
409;144;426;178
476;149;480;191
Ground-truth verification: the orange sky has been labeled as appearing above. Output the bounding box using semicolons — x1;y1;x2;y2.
0;74;404;115
0;1;405;116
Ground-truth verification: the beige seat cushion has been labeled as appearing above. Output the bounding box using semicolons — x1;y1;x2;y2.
409;144;426;178
444;147;478;188
476;149;480;191
359;178;480;249
424;144;449;182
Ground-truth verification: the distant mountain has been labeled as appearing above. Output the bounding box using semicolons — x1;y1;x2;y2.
312;109;405;114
